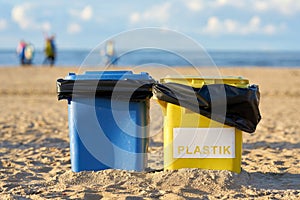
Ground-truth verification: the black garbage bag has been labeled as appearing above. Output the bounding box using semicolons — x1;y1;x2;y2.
57;79;155;101
153;83;261;133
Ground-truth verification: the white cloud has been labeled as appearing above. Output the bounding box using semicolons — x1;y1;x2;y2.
246;16;260;33
81;5;93;21
67;23;81;34
214;0;226;6
249;16;261;27
41;22;51;32
183;0;245;11
11;3;51;31
253;1;268;11
212;0;245;8
203;16;284;35
185;0;203;12
194;0;300;15
253;0;300;15
69;5;93;21
129;2;172;24
263;24;276;35
211;0;300;15
11;3;32;30
203;17;222;34
224;19;238;33
129;12;140;24
0;19;7;31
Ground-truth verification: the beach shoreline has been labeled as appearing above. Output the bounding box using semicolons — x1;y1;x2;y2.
0;66;299;199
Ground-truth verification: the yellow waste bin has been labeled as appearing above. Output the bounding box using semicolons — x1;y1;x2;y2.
157;76;249;173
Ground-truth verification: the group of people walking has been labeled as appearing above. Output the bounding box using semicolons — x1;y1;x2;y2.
17;34;56;66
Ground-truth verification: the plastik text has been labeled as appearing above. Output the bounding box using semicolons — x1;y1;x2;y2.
177;145;231;155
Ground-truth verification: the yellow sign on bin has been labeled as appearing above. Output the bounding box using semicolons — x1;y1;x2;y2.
157;76;249;173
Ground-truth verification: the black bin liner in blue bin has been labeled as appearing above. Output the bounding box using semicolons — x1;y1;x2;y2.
57;79;155;101
153;83;261;133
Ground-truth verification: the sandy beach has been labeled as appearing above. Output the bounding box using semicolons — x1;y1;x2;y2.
0;66;299;199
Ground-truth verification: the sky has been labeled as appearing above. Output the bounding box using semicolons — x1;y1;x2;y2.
0;0;300;50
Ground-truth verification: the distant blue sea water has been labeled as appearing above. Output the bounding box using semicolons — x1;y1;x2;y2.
0;49;299;67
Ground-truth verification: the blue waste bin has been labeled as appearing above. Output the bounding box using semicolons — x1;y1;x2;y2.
57;71;154;172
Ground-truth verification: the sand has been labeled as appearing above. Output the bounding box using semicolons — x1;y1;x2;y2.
0;66;299;199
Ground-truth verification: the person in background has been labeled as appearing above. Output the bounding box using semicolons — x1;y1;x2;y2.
43;34;56;66
16;40;35;66
105;40;117;66
16;40;26;65
24;42;35;65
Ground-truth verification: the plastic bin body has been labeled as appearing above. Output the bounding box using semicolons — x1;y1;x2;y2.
158;76;249;173
66;71;151;172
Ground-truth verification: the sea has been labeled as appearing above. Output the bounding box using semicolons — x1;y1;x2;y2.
0;49;300;67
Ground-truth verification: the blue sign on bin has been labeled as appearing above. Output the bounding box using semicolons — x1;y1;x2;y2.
57;71;154;172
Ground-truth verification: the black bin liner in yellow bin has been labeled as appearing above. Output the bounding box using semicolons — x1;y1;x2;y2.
153;82;261;133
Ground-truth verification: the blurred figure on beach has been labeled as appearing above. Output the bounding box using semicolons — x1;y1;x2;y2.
16;40;26;65
104;40;117;66
43;34;56;66
16;40;35;66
